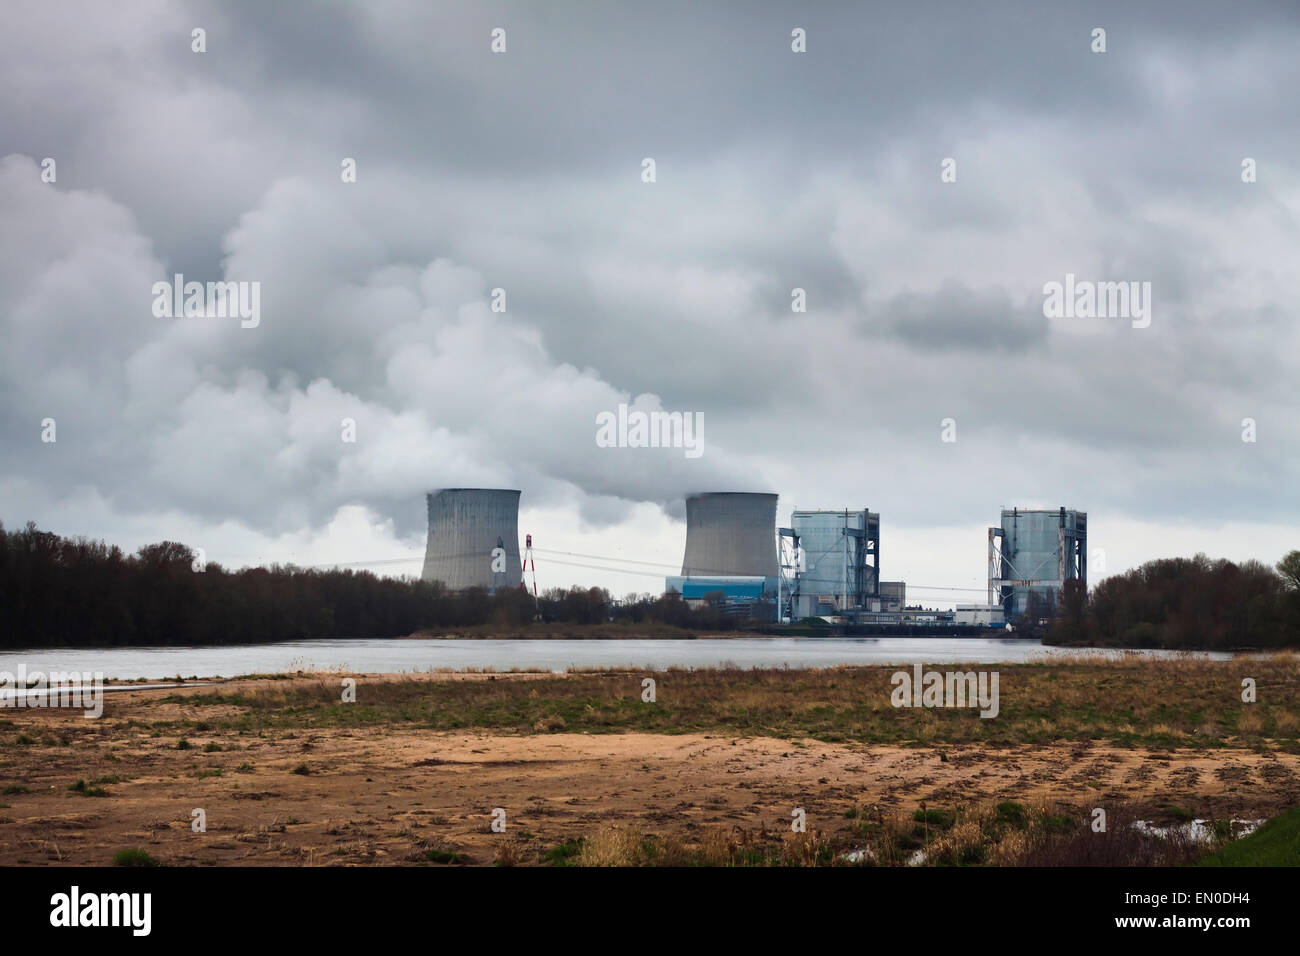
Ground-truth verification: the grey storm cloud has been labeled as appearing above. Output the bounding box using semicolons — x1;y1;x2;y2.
875;282;1048;353
1;0;1297;571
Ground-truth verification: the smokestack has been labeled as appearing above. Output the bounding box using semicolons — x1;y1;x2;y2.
421;488;523;590
681;492;778;578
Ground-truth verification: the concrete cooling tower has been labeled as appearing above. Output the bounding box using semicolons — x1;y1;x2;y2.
680;492;779;578
421;488;523;591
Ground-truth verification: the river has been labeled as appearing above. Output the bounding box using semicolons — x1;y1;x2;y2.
0;637;1237;681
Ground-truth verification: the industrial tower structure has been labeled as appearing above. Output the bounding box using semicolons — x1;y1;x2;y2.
988;506;1086;620
666;492;779;612
788;508;880;619
421;488;523;591
678;492;779;579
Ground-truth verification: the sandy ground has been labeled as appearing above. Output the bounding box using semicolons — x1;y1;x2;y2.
1;677;1297;865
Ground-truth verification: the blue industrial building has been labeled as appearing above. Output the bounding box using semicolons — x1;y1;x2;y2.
988;507;1087;620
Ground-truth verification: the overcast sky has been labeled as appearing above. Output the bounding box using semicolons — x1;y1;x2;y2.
2;0;1298;606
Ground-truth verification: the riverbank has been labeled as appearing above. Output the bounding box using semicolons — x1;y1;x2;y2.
0;656;1296;866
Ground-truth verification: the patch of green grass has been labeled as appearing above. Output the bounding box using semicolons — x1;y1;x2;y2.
113;848;157;867
203;742;222;753
913;808;955;830
1042;813;1075;833
543;839;583;866
68;779;110;797
424;848;466;864
1198;806;1300;866
1209;819;1237;842
2;785;29;795
996;801;1029;829
176;738;192;750
290;763;311;775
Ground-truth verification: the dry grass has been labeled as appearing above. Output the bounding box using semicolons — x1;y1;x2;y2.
156;654;1300;750
562;798;1248;867
1237;710;1264;734
570;824;835;867
576;826;643;866
694;827;734;866
1274;709;1299;734
492;838;524;867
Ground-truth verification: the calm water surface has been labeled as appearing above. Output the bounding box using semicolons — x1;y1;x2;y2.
0;637;1236;680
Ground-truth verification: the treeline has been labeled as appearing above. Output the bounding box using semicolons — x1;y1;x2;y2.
1046;551;1300;649
0;521;752;648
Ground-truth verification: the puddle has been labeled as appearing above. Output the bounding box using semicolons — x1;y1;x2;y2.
841;847;926;865
1132;819;1262;842
842;820;1261;866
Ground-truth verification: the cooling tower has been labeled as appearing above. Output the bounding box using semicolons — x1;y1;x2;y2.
680;492;779;578
421;488;523;591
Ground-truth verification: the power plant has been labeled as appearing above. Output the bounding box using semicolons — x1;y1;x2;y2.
416;485;1087;629
660;497;1085;627
421;488;523;592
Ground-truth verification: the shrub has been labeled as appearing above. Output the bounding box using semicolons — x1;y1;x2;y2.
113;848;157;867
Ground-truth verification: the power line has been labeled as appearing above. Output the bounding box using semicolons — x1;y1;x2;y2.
904;584;991;593
541;557;669;579
233;543;994;594
532;547;679;569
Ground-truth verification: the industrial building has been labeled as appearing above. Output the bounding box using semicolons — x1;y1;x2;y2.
879;581;906;612
421;488;522;592
955;604;1006;627
667;492;779;608
839;607;961;630
661;575;771;616
988;507;1087;620
787;509;880;619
